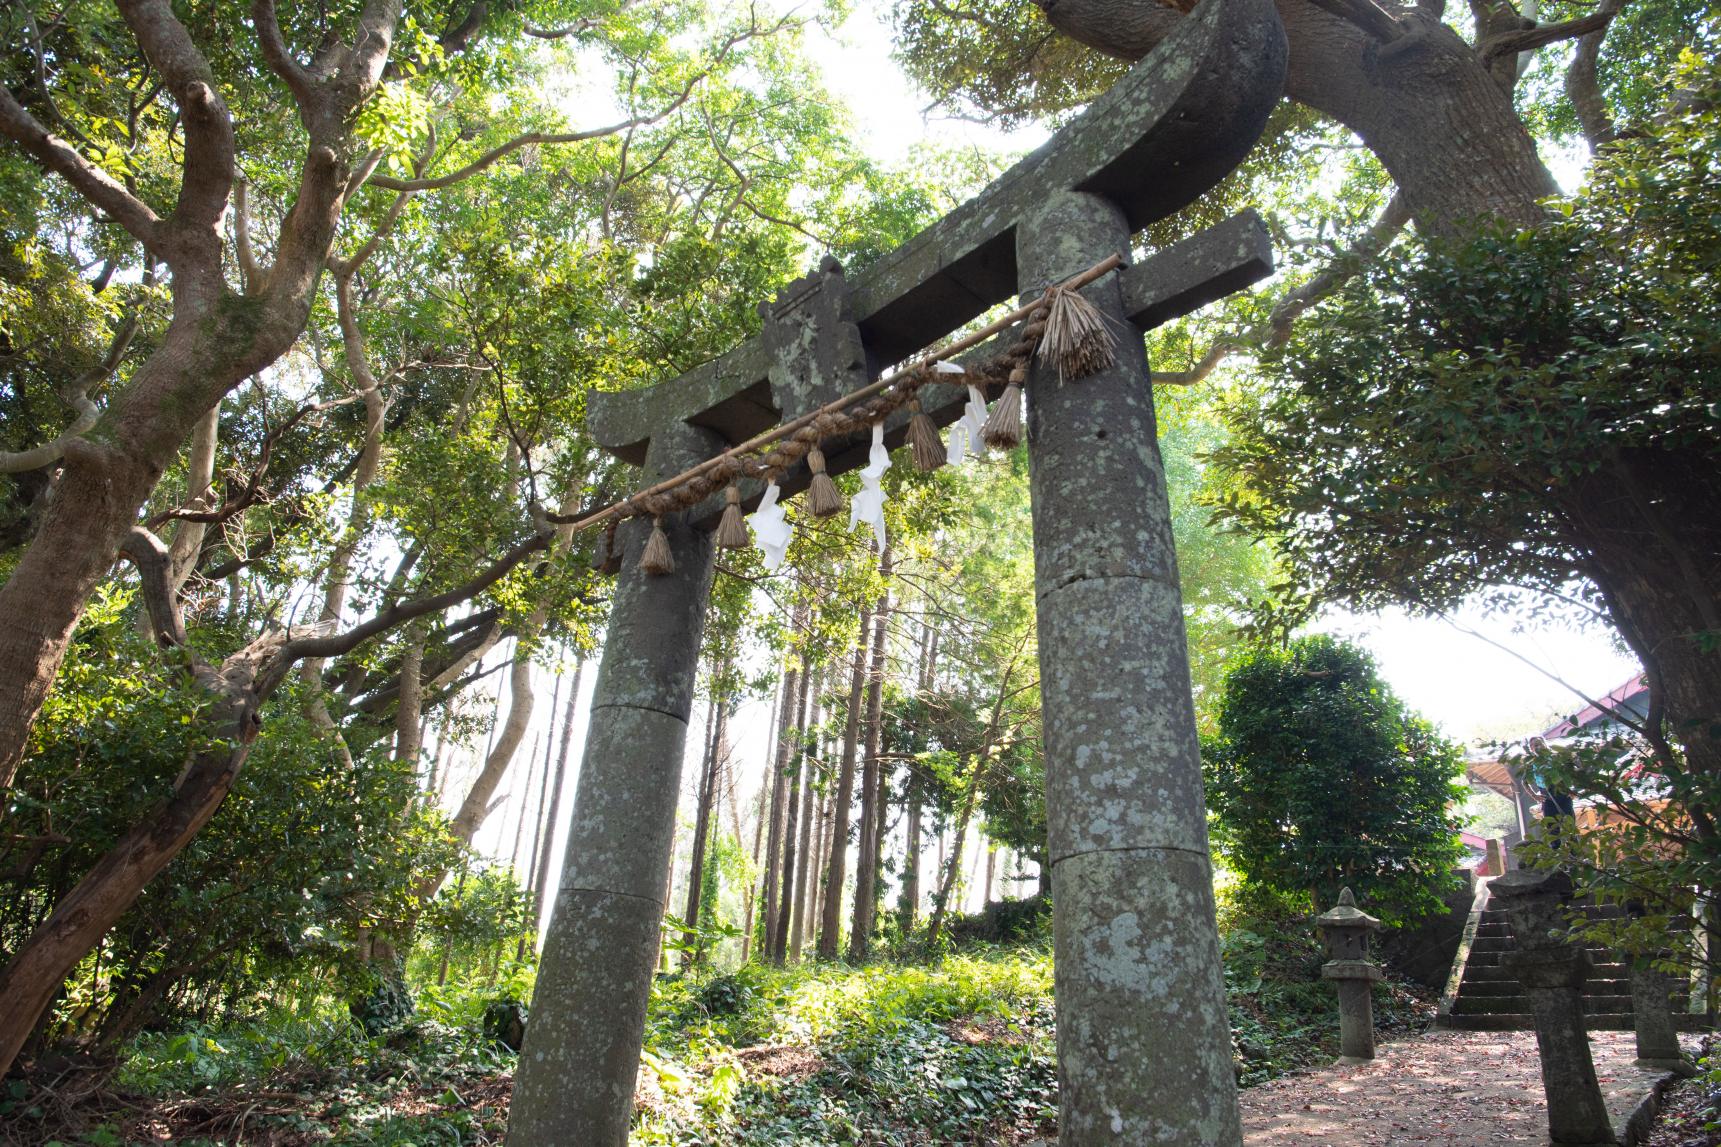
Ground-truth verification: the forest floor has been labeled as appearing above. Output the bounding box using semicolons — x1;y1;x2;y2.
23;924;1711;1145
3;930;1438;1146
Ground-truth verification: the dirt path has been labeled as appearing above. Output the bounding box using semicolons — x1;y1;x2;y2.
1238;1029;1693;1145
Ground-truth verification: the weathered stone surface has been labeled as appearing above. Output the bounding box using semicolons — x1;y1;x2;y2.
1490;868;1618;1146
1021;190;1239;1146
1052;847;1241;1144
585;0;1286;464
1630;961;1694;1073
1118;210;1273;331
523;5;1293;1144
1036;576;1206;861
760;256;870;420
1318;889;1384;1063
604;207;1272;536
509;888;663;1143
508;422;722;1146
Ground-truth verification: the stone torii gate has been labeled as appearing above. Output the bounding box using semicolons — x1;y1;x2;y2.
508;0;1288;1142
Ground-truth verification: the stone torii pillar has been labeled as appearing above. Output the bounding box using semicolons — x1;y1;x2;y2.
507;422;723;1146
1021;190;1242;1144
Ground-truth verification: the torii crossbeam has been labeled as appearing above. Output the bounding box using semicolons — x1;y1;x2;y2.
508;0;1288;1143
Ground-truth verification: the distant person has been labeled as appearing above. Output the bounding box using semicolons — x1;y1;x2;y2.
1526;735;1576;823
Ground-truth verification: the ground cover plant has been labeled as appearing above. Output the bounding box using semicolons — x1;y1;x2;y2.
1;897;1436;1146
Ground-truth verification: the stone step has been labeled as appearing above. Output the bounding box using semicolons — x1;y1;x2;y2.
1452;993;1655;1017
1452;996;1530;1014
1459;980;1532;997
1437;1011;1710;1033
1437;1013;1641;1032
1465;948;1617;967
1464;963;1519;981
1456;978;1634;998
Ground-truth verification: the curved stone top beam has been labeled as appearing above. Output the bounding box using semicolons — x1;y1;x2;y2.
587;0;1287;467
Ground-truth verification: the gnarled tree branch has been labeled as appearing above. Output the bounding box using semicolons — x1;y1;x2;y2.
1565;0;1627;146
1479;7;1616;62
0;311;141;474
0;88;164;252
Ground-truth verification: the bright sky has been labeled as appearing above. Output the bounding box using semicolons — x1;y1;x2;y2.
802;4;1050;163
469;1;1638;893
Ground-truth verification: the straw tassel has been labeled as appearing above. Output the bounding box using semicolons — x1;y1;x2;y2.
1039;286;1116;381
982;368;1025;449
717;484;749;550
641;516;675;575
906;397;946;473
806;446;845;519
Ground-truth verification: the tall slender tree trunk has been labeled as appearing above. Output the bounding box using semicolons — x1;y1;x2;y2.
772;653;812;964
162;403;221;603
819;611;870;958
532;659;585;933
512;732;544;875
849;546;892;960
395;624;427;767
901;778;924;934
659;820;681;974
742;686;777;963
761;662;799;960
683;684;727;963
433;646;532;872
926;757;985;949
524;671;563;892
788;670;820;961
518;671;562;960
742;778;768;963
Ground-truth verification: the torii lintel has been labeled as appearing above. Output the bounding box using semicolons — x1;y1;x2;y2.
588;0;1287;473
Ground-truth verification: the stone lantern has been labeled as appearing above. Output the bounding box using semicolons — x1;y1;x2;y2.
1316;887;1383;1063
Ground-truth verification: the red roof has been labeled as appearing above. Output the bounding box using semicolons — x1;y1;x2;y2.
1541;674;1647;739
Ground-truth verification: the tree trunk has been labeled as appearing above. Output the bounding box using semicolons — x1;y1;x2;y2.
163;403;221;599
0;284;327;786
771;653;812;964
926;758;985;949
984;842;996;906
1038;0;1556;239
849;546;892;960
819;610;871;958
531;659;585;932
511;732;544;876
0;698;258;1073
901;781;923;935
761;661;800;960
1566;450;1721;792
518;674;562;961
788;673;820;962
524;670;564;895
446;648;533;849
395;624;427;767
742;685;778;963
683;687;727;962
